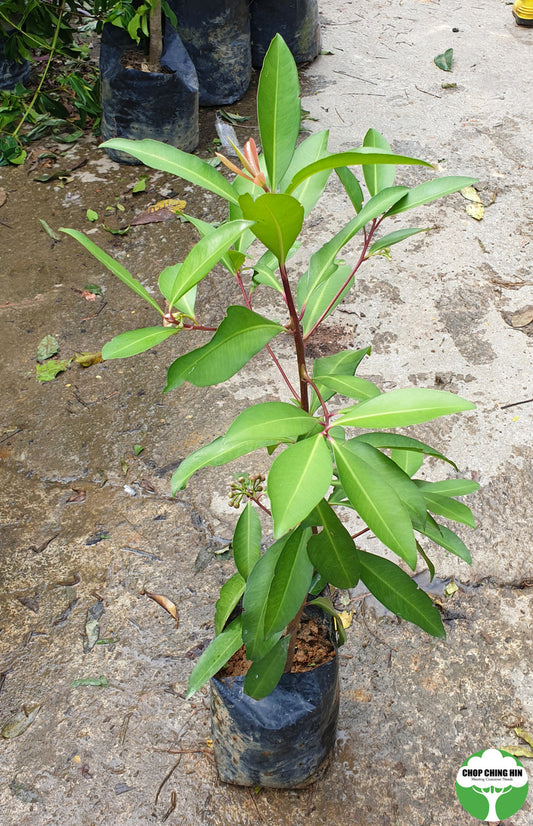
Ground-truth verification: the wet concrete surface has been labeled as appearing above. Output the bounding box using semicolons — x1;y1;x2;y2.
1;1;532;824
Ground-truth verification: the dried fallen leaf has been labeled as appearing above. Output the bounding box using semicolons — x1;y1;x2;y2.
36;358;72;382
502;745;533;759
71;675;109;688
515;728;533;749
1;705;41;738
39;219;61;241
509;306;533;328
461;185;482;203
147;198;186;214
338;610;354;629
0;188;6;208
465;202;484;220
130;207;174;226
142;590;179;627
36;334;59;363
74;351;103;367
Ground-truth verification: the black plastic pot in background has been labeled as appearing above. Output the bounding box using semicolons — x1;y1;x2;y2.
210;607;339;788
168;0;251;105
99;20;198;164
0;37;30;90
249;0;321;67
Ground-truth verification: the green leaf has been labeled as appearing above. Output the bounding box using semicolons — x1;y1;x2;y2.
368;227;430;255
333;440;418;569
339;387;475;428
391;447;424;478
264;528;313;635
310;347;371;414
225;401;322;448
413;514;472;564
257;34;301;190
300;264;353;335
417;542;436;581
180;213;242;277
60;228;163;315
358;550;445;637
100;139;240;205
308;596;347;645
171;436;250;493
170;403;321;492
307;499;360;588
86;208;98;222
102;327;178;360
303;186;409;297
415;479;480;497
159;265;197;317
214;573;246;635
418;491;476;528
243;636;290;699
279;130;332;214
344;440;428;525
286;149;431;194
268;434;333;538
242;537;287;660
385;176;477;216
251;258;284;293
316;374;381;402
434;48;453;72
362;128;396;196
169;220;253;306
187;616;243;698
335;166;363;212
238;193;304;265
165;306;283;391
233;503;262;580
354;432;457;469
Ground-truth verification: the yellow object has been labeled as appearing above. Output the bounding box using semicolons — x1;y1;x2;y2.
513;0;533;25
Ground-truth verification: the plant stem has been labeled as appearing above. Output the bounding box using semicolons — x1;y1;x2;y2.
149;0;163;69
279;263;309;412
236;268;300;400
13;1;66;139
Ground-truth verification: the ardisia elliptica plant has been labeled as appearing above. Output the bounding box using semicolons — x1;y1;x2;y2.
62;35;479;701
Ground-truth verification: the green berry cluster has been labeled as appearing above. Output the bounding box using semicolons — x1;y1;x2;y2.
228;473;266;509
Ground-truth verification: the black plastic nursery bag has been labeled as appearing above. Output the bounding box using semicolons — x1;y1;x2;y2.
99;20;199;163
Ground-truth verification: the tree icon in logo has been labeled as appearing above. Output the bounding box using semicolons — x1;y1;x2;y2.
456;748;529;821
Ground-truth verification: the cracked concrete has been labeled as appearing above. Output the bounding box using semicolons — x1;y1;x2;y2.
1;1;532;824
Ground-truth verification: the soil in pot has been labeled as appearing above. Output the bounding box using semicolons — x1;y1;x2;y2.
210;608;340;789
99;20;199;163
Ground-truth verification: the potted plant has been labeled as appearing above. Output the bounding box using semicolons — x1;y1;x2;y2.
96;0;199;161
62;35;479;788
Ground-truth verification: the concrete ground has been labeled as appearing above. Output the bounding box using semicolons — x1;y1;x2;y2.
1;1;532;824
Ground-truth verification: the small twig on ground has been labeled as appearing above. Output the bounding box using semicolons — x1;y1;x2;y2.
154;756;182;809
415;84;441;99
501;398;533;409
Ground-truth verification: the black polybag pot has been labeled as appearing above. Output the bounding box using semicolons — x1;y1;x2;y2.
210;608;339;788
99;21;198;163
169;0;251;105
249;0;321;67
0;37;30;90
